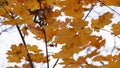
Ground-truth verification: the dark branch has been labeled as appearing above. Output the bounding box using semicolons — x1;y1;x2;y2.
100;1;120;16
0;25;14;35
83;2;97;20
52;58;59;68
42;29;49;68
16;25;34;68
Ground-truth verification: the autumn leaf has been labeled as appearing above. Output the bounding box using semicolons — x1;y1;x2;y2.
7;65;19;68
21;26;29;36
22;63;31;68
43;24;58;41
7;56;21;63
6;44;27;59
29;53;47;63
104;61;120;68
117;47;120;50
60;58;78;68
89;36;106;48
24;0;39;11
54;27;76;44
77;56;87;65
28;22;44;39
57;18;72;28
61;4;84;19
6;43;27;62
84;0;98;5
2;0;120;68
112;22;120;35
56;0;79;6
53;44;82;59
77;28;92;45
93;55;120;61
45;10;61;24
27;44;41;53
70;19;88;32
101;0;120;6
91;12;113;32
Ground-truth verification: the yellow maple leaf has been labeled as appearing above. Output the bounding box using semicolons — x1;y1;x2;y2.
91;12;113;32
61;4;84;19
21;26;29;36
84;0;98;5
7;44;27;59
90;36;106;48
28;22;44;39
22;63;31;68
101;0;120;6
7;65;19;68
55;27;75;44
7;56;21;63
112;22;120;35
104;61;120;68
117;47;120;50
77;28;92;45
27;44;41;53
24;0;39;11
70;19;88;32
60;58;78;68
45;10;61;24
45;0;59;5
93;55;120;62
6;43;27;63
29;53;47;63
0;6;9;16
57;18;71;28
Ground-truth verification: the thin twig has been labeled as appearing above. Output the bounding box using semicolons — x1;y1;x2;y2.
83;2;97;20
42;29;49;68
100;61;105;68
101;28;120;41
52;58;59;68
111;36;116;53
16;25;34;68
37;0;49;67
100;1;120;16
101;28;112;33
0;25;14;35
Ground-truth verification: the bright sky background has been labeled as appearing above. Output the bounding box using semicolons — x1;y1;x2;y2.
0;3;120;68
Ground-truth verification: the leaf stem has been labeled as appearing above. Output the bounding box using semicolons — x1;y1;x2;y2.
42;29;49;68
16;25;34;68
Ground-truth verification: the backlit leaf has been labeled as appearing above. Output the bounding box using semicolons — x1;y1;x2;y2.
27;44;41;53
112;22;120;35
101;0;120;6
91;12;113;32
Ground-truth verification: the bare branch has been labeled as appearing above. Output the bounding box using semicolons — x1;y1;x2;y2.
100;1;120;16
0;25;14;35
42;29;49;68
52;58;59;68
16;25;34;68
83;2;97;20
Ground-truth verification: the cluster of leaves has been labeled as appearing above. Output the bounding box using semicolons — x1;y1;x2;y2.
6;43;46;68
0;0;120;68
